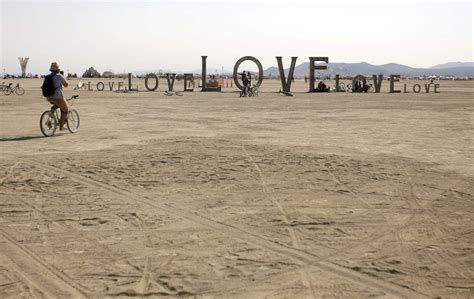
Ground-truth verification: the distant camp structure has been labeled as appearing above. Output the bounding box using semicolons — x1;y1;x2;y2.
82;67;101;78
18;57;29;78
102;71;115;78
102;71;134;78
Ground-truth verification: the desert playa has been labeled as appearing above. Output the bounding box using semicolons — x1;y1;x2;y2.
0;78;473;298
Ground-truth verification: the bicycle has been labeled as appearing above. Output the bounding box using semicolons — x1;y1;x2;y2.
40;95;80;137
345;83;352;92
337;81;345;91
4;83;25;96
0;82;8;92
367;83;374;92
240;84;260;97
247;84;260;97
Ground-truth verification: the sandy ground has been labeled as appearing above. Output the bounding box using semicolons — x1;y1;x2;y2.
0;78;473;298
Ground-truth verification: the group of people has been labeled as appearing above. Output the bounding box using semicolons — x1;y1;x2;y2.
352;80;371;93
316;81;329;92
239;70;252;97
315;79;371;93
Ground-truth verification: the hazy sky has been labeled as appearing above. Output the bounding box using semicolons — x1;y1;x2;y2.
1;0;472;75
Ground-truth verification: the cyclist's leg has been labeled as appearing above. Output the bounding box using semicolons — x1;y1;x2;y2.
48;98;69;130
240;83;247;97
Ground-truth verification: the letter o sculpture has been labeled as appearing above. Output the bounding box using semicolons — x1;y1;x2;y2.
233;56;264;90
413;84;421;93
96;82;104;91
145;73;159;91
351;74;367;87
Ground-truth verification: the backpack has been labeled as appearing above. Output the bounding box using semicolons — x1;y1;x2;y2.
41;73;57;97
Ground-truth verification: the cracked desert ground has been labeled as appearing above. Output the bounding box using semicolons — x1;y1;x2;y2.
0;78;473;298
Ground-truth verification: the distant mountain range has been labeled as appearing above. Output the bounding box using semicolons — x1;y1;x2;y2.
430;62;474;69
263;62;474;77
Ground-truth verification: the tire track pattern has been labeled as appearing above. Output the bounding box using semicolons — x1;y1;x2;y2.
24;158;427;298
242;146;317;298
0;229;87;299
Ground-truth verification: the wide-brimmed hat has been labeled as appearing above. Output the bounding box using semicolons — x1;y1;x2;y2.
49;62;61;72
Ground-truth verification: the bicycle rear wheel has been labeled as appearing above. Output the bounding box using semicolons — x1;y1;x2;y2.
15;87;25;96
40;111;57;137
4;86;12;95
67;109;80;133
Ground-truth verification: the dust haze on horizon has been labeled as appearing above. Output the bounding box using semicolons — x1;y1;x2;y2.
1;0;472;75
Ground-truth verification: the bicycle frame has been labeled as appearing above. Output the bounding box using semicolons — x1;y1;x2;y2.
40;95;79;137
49;105;61;122
49;95;77;116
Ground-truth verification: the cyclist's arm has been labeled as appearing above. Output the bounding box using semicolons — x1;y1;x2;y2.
60;75;69;87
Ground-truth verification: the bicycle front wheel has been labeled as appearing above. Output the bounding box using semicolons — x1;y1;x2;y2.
67;109;80;133
4;86;13;95
15;87;25;96
40;111;57;137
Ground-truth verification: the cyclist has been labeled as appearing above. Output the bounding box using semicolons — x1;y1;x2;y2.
45;62;69;130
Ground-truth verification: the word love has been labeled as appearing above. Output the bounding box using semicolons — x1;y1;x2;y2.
343;74;441;93
141;56;329;93
79;81;129;92
81;55;442;94
388;75;440;93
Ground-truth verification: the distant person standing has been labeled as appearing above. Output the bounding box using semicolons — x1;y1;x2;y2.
43;62;69;130
239;71;249;97
353;80;362;92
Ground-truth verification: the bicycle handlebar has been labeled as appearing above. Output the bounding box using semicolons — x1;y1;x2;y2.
68;95;79;100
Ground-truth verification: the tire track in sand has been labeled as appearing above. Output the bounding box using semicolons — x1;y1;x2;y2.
0;229;87;299
0;161;21;185
398;173;468;275
24;158;427;298
241;146;317;298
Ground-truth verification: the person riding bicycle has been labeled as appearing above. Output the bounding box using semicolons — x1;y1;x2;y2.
45;62;69;130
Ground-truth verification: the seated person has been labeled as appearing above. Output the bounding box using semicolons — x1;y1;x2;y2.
208;75;219;88
315;81;329;92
